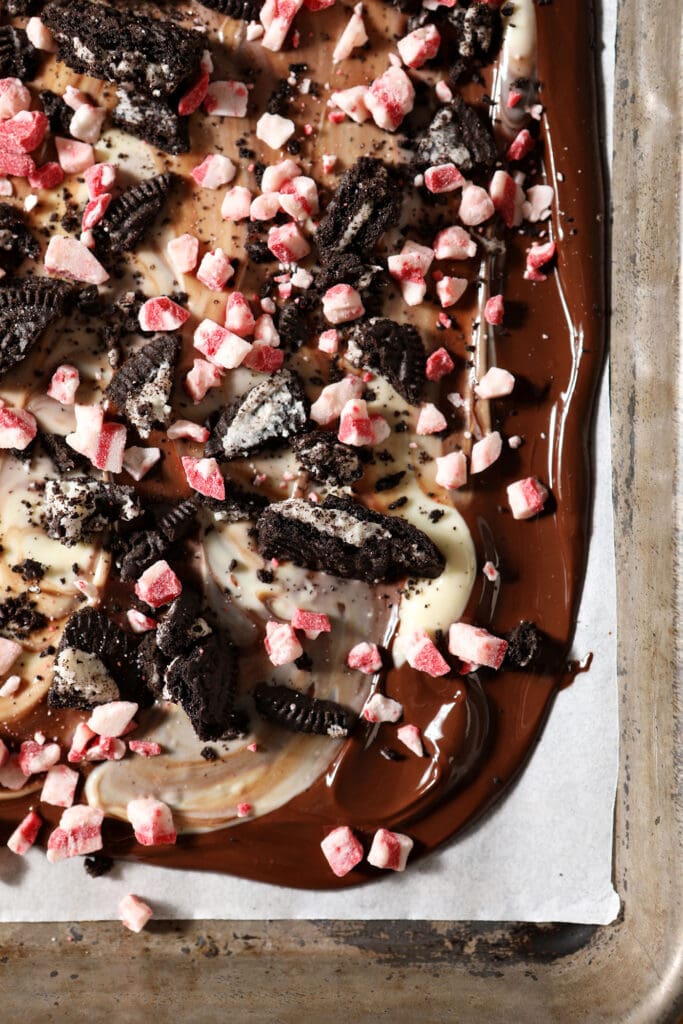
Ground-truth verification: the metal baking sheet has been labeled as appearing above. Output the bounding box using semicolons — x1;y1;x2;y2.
0;0;681;1019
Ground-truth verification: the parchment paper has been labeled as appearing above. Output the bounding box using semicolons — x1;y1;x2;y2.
0;3;620;925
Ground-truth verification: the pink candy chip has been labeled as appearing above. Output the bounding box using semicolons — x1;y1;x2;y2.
197;248;234;291
46;804;104;862
484;294;505;325
524;241;557;282
18;739;61;777
47;364;80;405
362;692;403;724
84;162;116;199
135;560;183;609
310;374;364;426
54;136;94;174
397;723;424;757
402;629;450;677
267;222;310;263
69;104;105;145
204;80;249;118
81;193;111;231
367;828;414;871
425;347;454;381
87;701;139;738
182;456;226;500
191;153;236;189
138;296;190;332
347;642;382;674
127;609;157;633
320;825;364;877
507;127;535;161
127;797;177;847
167;233;199;276
332;3;368;64
433;225;477;260
221;185;253;222
194;319;252;369
41;764;78;808
416;403;447;435
397;24;441;68
261;158;301;193
329;85;370;124
66;722;96;765
435;450;467;490
366;66;415;131
7;810;42;855
424;163;464;194
119;893;154;933
448;621;508;670
278;175;319;220
291;608;331;638
168;420;209;443
260;0;304;52
264;621;303;666
129;741;162;757
185;359;222;402
322;284;364;325
0;78;31;120
122;445;161;481
459;184;495;226
225;292;256;337
45;235;109;285
489;169;524;229
387;240;434;306
507;476;549;519
470;431;503;474
475;366;515;399
436;275;468;308
338;398;373;446
0;405;37;450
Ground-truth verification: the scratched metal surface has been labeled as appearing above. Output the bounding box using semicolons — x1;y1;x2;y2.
0;0;682;1020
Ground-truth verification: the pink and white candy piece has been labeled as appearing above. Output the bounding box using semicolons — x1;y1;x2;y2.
18;739;60;776
26;17;57;52
475;366;515;399
139;296;190;332
127;797;177;847
0;78;31;120
322;284;364;325
0;675;20;698
87;701;138;738
221;185;253;223
332;3;368;64
433;225;477;261
435;450;467;490
397;24;441;68
320;825;363;877
470;431;503;474
167;233;199;276
401;629;450;677
484;294;504;325
267;222;310;263
119;893;154;933
129;740;162;757
448;621;508;670
388;240;434;306
347;642;382;674
424;163;464;194
54;137;94;174
191;154;236;190
278;176;319;220
41;764;78;808
7;810;42;855
197;248;234;291
81;193;111;231
204;80;248;118
338;398;374;446
261;158;301;193
46;804;104;862
127;609;157;634
264;621;303;666
365;66;415;131
47;364;79;405
250;192;281;221
397;723;424;757
291;608;331;639
310;375;364;426
425;347;454;381
182;456;226;501
83;736;126;762
194;319;252;369
524;241;557;282
256;112;296;149
69;104;105;145
329;85;370;124
260;0;304;52
362;692;403;724
436;275;468;308
507;476;549;519
0;404;36;450
45;235;108;285
367;828;413;871
459;184;495;226
135;560;183;609
122;446;161;482
185;359;222;402
84;162;116;199
489;169;524;229
225;292;255;337
66;723;96;764
168;420;209;443
416;403;447;435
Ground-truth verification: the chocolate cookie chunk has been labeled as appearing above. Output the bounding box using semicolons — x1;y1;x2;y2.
48;607;142;709
447;2;501;82
112;89;190;156
43;477;142;546
164;631;239;741
40;431;88;473
505;620;542;668
346;317;426;405
158;498;198;543
11;559;46;582
137;631;167;696
253;683;355;738
93;173;176;258
0;26;38;80
199;0;262;19
156;590;211;658
291;430;364;486
0;204;39;276
256;494;445;582
0;278;73;379
5;1;41;14
316;158;402;264
196;482;268;523
40;89;74;137
118;529;169;583
416;95;496;176
0;592;47;639
205;369;308;461
277;303;310;351
43;0;204;97
106;334;179;439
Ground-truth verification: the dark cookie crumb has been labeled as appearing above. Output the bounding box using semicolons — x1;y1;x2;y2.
0;278;73;379
11;559;46;582
0;592;47;639
200;746;219;761
253;682;355;737
84;854;114;878
93;173;176;259
347;317;427;406
316;157;402;264
505;620;543;668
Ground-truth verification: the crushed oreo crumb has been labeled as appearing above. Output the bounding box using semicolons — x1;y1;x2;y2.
253;682;355;738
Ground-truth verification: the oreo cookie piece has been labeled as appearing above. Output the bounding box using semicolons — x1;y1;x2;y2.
11;558;46;582
93;173;176;258
112;89;190;156
6;0;41;13
156;589;211;658
118;529;169;583
253;682;355;738
137;631;168;697
0;592;47;639
42;0;203;97
158;498;198;543
43;476;142;546
0;278;73;379
40;89;74;137
164;631;239;741
346;317;427;405
447;2;501;82
205;369;308;461
199;0;262;19
505;620;543;669
106;334;179;439
277;303;310;351
40;431;88;474
0;204;39;276
290;430;364;487
316;158;402;265
48;607;142;709
197;481;268;523
256;494;445;583
415;95;496;176
0;26;38;80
